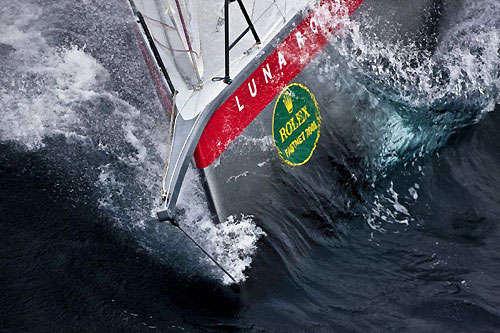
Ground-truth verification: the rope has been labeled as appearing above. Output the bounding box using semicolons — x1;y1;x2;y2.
253;0;280;25
153;35;200;57
143;14;175;30
273;1;286;22
147;0;286;87
175;223;237;284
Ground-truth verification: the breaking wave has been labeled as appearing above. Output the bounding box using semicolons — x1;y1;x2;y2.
322;0;500;231
348;0;497;171
2;0;500;331
1;0;498;284
0;1;264;284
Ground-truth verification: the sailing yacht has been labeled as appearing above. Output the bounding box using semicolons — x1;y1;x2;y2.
126;0;363;225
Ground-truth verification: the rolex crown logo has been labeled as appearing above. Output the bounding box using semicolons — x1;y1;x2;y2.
283;92;294;113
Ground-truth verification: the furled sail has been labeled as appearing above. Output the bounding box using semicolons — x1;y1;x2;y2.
136;0;203;87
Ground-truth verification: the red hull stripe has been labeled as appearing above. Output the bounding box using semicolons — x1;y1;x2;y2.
194;0;363;169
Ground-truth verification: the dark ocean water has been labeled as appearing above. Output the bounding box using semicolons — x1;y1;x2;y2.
1;0;500;332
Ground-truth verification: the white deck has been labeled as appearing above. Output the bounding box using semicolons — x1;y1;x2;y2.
135;0;310;120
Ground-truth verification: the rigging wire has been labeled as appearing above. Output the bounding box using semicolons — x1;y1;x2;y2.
172;220;237;284
144;0;286;83
273;1;286;23
130;0;240;287
202;0;284;81
173;0;203;83
153;35;200;57
143;14;175;30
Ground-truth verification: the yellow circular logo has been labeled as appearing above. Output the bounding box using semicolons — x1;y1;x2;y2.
272;83;321;166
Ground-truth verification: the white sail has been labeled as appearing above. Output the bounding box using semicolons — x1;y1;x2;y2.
130;0;316;214
135;0;308;97
164;0;203;83
136;0;203;88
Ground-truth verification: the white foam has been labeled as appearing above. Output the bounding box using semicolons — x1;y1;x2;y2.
175;167;266;284
408;186;418;201
0;22;107;148
0;4;265;285
328;0;500;174
319;0;500;229
365;182;412;231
